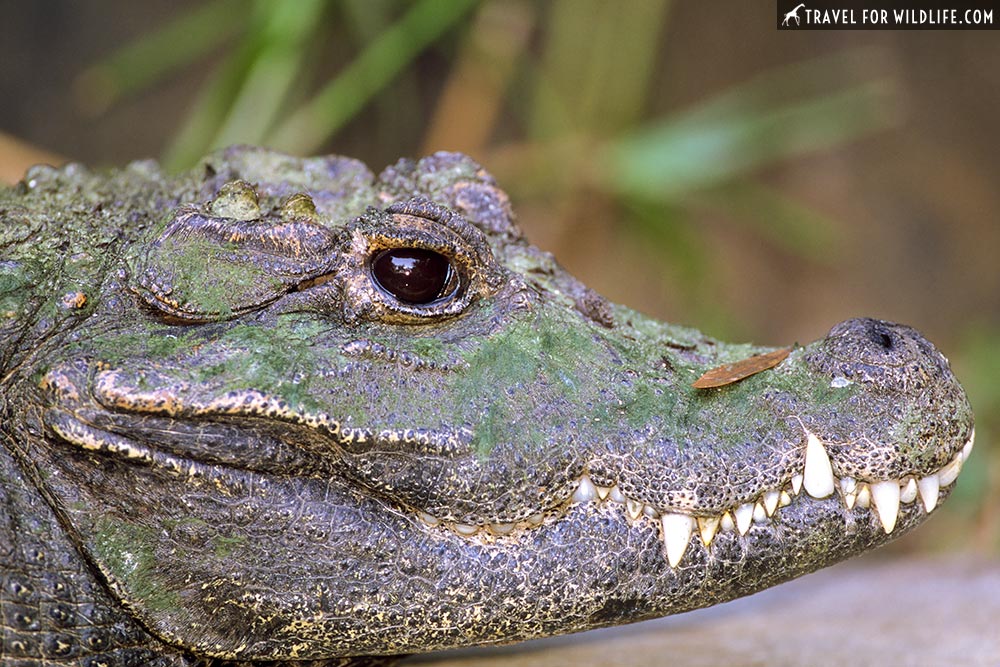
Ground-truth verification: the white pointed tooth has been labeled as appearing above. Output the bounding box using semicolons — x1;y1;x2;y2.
791;474;804;495
840;476;857;494
720;512;735;532
596;485;611;501
526;512;545;526
900;478;918;504
855;483;871;508
490;522;515;535
843;491;857;510
918;474;940;512
734;503;754;535
454;523;478;536
962;431;975;461
871;480;901;533
610;486;627;504
626;499;644;521
763;490;780;516
840;477;857;509
572;475;598;503
661;513;695;568
779;490;792;507
644;504;659;519
938;457;963;486
752;502;767;522
697;516;721;546
803;432;836;499
418;512;439;526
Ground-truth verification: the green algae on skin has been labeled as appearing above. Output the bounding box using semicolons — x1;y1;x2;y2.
191;320;327;413
456;310;598;454
213;534;249;559
410;336;446;363
93;517;181;613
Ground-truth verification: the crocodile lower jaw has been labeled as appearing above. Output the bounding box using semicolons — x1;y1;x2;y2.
422;429;974;568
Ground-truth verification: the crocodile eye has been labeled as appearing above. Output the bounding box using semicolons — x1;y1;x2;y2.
371;248;456;305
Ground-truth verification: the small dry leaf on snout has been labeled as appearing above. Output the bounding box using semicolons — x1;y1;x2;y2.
691;347;792;389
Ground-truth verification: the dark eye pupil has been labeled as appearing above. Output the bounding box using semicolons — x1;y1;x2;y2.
372;248;453;304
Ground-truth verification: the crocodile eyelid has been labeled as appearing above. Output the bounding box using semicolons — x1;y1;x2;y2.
130;197;338;323
333;205;505;324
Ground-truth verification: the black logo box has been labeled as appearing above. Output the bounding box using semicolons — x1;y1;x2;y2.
777;0;998;30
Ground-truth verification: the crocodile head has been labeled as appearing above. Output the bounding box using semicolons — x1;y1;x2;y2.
2;147;973;662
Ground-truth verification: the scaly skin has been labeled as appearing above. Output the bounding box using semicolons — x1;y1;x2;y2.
0;147;974;665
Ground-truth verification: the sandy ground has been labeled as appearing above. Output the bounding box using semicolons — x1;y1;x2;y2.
404;555;1000;667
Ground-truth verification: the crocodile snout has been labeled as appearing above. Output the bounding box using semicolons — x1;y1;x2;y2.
801;316;973;491
808;317;958;392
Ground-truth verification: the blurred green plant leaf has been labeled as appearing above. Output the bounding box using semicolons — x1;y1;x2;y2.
530;0;670;139
343;0;425;151
601;78;895;200
695;182;842;262
162;34;262;171
74;0;247;115
953;325;1000;507
598;48;898;201
161;0;479;170
210;0;327;149
267;0;480;154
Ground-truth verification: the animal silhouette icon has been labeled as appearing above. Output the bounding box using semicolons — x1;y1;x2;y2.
783;3;806;25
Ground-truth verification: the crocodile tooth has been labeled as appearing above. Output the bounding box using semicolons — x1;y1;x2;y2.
790;474;804;495
938;456;963;486
626;499;644;521
871;480;901;533
841;476;858;509
697;516;720;546
843;491;857;510
900;478;918;504
752;502;767;523
779;490;792;507
734;503;754;535
596;485;611;501
661;513;695;568
961;429;975;461
643;504;659;519
418;512;439;526
720;511;735;532
917;474;940;512
526;512;545;526
855;483;871;508
609;486;627;504
803;432;835;499
762;490;780;516
454;523;478;536
490;522;515;535
572;475;598;503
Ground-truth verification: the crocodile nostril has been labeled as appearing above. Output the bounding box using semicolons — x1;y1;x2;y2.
807;317;956;390
824;318;910;362
872;325;894;351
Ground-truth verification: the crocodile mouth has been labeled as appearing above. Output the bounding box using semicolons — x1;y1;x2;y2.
423;429;973;568
42;362;975;572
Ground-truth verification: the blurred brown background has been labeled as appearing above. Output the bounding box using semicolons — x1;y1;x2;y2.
1;0;997;556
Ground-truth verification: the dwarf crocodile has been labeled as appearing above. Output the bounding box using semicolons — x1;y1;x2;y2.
0;147;974;666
